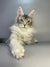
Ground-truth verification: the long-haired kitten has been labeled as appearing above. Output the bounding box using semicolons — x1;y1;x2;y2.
9;6;38;59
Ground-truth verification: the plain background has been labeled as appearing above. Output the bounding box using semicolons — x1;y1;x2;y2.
0;0;50;42
0;1;50;67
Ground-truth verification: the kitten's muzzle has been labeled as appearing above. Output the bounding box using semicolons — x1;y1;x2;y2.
24;23;27;27
24;21;28;27
24;24;26;27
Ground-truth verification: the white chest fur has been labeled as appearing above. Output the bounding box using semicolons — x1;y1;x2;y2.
10;25;35;45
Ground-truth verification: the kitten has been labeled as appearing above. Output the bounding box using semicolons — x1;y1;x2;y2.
9;6;38;59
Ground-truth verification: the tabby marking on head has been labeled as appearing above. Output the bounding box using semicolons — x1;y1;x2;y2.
16;6;35;27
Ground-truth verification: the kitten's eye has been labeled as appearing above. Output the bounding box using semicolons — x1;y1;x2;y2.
27;20;30;23
20;19;23;23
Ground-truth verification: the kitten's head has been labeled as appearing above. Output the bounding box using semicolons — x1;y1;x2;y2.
16;6;35;27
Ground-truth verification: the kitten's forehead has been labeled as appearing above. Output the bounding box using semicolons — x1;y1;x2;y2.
23;14;29;19
19;14;31;19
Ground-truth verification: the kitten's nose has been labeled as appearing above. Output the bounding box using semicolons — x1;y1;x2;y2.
24;24;26;27
24;21;27;27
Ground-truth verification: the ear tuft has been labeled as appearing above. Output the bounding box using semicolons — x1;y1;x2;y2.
28;10;35;19
17;6;24;18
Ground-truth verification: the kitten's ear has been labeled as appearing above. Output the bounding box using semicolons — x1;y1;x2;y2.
28;10;35;19
17;6;24;18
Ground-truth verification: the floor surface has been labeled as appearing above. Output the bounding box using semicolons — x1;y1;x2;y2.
0;43;50;67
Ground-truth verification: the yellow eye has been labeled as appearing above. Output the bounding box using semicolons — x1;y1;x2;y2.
20;19;23;23
27;20;30;23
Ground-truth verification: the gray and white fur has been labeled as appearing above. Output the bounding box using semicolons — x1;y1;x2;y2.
9;6;38;59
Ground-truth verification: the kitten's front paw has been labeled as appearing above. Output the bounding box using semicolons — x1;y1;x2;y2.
11;48;25;59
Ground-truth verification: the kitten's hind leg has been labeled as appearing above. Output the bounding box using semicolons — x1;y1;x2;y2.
34;39;38;43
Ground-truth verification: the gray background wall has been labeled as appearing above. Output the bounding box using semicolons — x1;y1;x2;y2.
0;0;50;42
